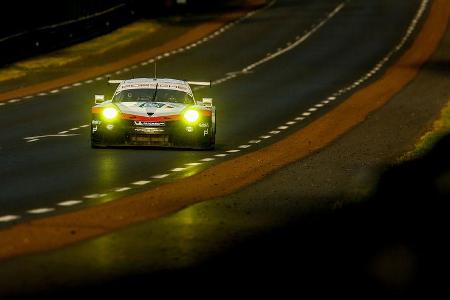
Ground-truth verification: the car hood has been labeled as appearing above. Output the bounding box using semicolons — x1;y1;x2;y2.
116;102;187;117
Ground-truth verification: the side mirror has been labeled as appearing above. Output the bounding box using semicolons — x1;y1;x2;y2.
202;98;213;107
95;95;105;104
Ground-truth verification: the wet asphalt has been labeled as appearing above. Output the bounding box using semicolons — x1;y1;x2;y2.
0;0;422;223
0;0;443;297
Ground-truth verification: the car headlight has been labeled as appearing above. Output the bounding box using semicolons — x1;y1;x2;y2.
103;107;119;120
184;110;199;123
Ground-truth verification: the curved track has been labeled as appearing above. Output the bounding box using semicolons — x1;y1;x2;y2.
0;0;426;226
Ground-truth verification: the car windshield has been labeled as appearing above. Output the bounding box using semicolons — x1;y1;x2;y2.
113;88;194;105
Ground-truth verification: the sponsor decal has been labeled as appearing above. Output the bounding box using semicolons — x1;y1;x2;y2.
146;102;166;108
199;122;209;128
116;82;191;96
134;121;165;127
135;128;165;134
92;120;101;125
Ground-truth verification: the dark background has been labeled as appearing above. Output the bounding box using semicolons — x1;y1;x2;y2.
0;0;234;66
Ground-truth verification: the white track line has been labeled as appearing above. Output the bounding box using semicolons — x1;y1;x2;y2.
226;149;241;153
132;180;151;185
237;3;345;75
200;158;215;162
249;139;261;144
0;215;20;222
58;200;82;206
84;193;107;199
151;174;170;179
27;208;55;214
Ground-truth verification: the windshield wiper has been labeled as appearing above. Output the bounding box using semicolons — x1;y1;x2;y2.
151;83;159;102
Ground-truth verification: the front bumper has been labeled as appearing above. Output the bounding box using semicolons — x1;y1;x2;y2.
91;118;212;148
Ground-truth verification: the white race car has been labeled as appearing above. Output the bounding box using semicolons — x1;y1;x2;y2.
91;78;216;149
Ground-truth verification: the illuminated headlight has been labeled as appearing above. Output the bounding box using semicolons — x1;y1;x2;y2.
184;110;199;123
103;107;119;120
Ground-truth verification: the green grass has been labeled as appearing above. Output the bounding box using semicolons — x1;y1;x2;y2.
404;101;450;160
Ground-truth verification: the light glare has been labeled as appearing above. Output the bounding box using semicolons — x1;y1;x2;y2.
184;110;199;123
103;107;118;119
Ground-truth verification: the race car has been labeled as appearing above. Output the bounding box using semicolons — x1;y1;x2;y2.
90;78;216;149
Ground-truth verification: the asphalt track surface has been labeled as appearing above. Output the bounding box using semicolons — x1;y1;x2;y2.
0;0;426;226
0;0;440;297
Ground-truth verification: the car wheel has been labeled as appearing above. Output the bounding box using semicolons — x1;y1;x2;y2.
91;132;106;148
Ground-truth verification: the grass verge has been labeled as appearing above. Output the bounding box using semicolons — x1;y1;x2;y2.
403;100;450;159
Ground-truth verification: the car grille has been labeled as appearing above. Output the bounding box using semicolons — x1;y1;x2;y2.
129;134;170;145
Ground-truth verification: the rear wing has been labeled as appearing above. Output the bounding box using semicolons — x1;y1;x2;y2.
108;80;124;84
107;80;211;87
186;81;211;87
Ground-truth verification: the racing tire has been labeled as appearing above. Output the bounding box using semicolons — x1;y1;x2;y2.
91;140;107;148
91;142;106;149
91;131;108;148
